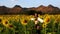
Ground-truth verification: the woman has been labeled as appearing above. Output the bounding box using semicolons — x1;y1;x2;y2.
31;13;44;24
31;13;44;34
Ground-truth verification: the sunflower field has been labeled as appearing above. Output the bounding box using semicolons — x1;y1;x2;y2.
0;14;60;34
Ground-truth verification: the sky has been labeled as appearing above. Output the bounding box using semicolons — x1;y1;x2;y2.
0;0;60;8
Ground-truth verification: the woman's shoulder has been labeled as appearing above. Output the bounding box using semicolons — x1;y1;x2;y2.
37;17;44;23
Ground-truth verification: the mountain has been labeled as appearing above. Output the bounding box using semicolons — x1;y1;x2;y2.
0;5;60;15
9;5;22;14
0;5;22;14
35;5;60;14
27;5;60;14
0;6;9;14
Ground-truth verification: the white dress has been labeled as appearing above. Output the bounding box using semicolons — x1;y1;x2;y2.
31;17;44;24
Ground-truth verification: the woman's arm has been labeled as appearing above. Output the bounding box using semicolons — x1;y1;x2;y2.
38;18;44;23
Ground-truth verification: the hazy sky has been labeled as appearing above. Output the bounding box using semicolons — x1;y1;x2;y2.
0;0;60;8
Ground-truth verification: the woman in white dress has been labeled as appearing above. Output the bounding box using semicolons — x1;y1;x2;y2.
31;13;44;34
31;13;44;24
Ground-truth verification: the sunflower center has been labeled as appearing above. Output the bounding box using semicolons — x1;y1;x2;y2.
5;21;8;24
0;19;2;22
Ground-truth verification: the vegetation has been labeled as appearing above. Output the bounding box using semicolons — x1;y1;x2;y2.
0;14;60;34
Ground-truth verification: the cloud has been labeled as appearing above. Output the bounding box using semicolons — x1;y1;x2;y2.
11;0;17;1
11;0;15;1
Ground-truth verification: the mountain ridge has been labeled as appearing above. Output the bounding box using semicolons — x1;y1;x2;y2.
0;5;60;15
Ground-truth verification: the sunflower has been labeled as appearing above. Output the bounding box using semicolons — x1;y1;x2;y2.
8;24;13;28
43;16;50;28
0;17;3;23
7;24;15;30
42;23;47;28
55;16;60;23
44;16;50;24
0;19;2;22
2;19;9;27
0;18;2;24
21;19;28;25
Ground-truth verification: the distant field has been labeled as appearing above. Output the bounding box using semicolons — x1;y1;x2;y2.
0;14;60;34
